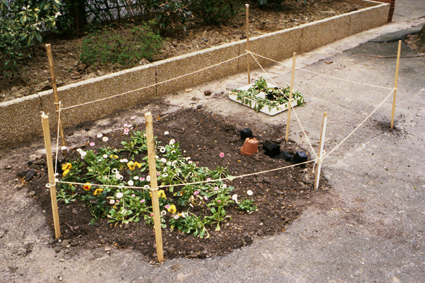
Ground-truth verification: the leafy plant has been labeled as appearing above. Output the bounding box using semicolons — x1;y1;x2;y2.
189;0;242;25
148;0;192;34
169;212;209;238
79;22;163;66
238;198;257;213
58;129;242;237
0;0;61;74
232;77;305;112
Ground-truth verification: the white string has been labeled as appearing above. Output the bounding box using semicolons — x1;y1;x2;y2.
61;53;247;111
249;51;318;159
55;159;316;191
322;88;395;160
249;52;394;91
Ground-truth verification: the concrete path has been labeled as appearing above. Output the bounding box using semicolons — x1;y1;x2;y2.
1;1;424;282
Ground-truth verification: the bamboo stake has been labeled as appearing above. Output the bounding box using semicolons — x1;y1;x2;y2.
41;112;61;239
315;112;328;190
45;44;67;156
246;4;250;85
391;40;401;129
285;52;296;142
145;112;164;263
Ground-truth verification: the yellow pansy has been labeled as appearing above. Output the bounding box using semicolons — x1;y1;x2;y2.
158;190;166;199
150;190;167;199
134;161;142;168
167;204;176;214
110;155;119;159
63;169;70;176
127;161;135;170
93;188;104;195
62;163;72;171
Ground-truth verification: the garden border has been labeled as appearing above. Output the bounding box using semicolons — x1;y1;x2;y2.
0;0;389;149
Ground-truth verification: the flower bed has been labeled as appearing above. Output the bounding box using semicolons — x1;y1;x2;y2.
229;77;305;115
27;108;326;260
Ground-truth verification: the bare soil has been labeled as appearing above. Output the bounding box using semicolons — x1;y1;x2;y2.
23;107;328;261
0;0;364;102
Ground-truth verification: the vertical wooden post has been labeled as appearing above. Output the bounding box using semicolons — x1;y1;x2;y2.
285;52;296;142
246;4;251;85
41;112;61;239
391;40;401;129
145;112;164;263
45;44;67;156
315;112;328;190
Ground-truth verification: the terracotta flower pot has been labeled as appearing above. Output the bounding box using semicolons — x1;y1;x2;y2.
240;137;259;156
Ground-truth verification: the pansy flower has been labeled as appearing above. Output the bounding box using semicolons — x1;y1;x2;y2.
83;182;91;191
167;204;177;214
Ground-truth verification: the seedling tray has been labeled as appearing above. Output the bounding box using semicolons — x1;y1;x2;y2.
229;84;300;116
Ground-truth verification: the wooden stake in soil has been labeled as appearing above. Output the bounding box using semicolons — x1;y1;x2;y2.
391;40;402;129
315;112;328;190
41;112;61;239
285;52;296;142
145;112;164;263
45;44;67;156
246;4;251;85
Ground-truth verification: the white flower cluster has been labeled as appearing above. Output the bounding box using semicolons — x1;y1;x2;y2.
76;148;86;159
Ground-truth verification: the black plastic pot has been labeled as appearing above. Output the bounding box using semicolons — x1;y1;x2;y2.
292;151;308;166
275;151;292;161
240;128;253;140
263;143;280;158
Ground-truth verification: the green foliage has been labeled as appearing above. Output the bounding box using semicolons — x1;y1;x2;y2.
233;77;305;112
0;0;61;74
238;198;257;212
189;0;242;25
169;212;208;238
58;130;252;238
148;0;192;34
120;131;149;157
79;22;163;66
256;0;307;10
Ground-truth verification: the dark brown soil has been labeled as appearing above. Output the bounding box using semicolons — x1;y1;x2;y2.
407;24;425;53
24;107;328;262
0;0;364;102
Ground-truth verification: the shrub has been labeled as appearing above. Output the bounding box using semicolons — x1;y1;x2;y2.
0;0;61;75
79;22;164;66
189;0;243;25
147;0;192;35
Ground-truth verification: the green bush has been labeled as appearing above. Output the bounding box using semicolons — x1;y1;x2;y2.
189;0;242;25
147;0;192;34
0;0;61;74
79;22;164;66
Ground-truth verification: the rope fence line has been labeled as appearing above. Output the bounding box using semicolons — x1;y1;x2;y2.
249;52;394;91
322;88;395;161
60;53;248;111
249;51;318;160
51;49;398;193
54;159;317;191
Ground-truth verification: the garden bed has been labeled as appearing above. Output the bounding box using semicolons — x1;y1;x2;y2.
25;108;328;261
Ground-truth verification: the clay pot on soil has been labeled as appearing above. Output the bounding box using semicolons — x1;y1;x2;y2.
240;137;259;156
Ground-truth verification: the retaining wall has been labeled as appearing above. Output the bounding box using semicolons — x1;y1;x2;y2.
0;0;389;149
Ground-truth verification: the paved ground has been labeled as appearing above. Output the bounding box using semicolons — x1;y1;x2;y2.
1;1;424;282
